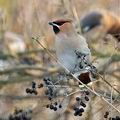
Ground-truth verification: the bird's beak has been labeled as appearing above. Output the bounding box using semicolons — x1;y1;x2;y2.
49;22;54;26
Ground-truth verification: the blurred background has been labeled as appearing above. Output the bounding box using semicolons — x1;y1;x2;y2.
0;0;120;120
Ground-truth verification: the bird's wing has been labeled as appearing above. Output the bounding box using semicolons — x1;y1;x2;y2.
77;35;91;59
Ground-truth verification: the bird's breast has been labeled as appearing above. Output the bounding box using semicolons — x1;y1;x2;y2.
57;51;77;71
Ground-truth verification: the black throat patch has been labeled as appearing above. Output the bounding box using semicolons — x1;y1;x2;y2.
53;26;60;34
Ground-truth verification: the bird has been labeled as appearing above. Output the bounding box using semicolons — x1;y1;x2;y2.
49;19;95;84
80;9;120;42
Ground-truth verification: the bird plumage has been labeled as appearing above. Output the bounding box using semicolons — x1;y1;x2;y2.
80;9;120;42
49;19;92;84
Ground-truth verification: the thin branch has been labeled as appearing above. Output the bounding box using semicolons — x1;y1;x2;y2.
34;37;120;113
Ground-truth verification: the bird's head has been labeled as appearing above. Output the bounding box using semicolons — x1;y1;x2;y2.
49;19;73;34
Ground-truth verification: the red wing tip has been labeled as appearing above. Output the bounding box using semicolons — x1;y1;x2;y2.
78;72;91;84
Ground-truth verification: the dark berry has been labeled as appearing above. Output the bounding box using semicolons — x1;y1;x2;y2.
44;80;49;85
80;101;86;107
104;115;108;118
79;108;84;113
85;91;90;95
50;104;54;109
26;88;31;93
79;64;83;69
48;96;52;100
32;81;36;89
38;83;43;88
46;81;50;85
109;117;116;120
19;109;23;113
116;116;120;120
46;104;49;108
73;107;79;111
79;113;82;116
85;96;89;101
43;78;47;81
49;88;53;93
76;97;80;101
73;107;78;111
105;111;109;115
74;109;81;116
74;108;83;117
29;89;33;94
34;90;38;95
54;102;58;106
59;104;62;108
43;78;49;84
74;112;77;116
54;107;57;111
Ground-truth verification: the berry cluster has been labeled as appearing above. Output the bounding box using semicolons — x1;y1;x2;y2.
5;108;32;120
104;111;109;118
26;82;38;95
46;102;62;111
104;111;120;120
75;50;86;59
109;116;120;120
26;78;65;112
74;50;98;77
43;78;56;101
74;50;88;70
73;107;84;116
26;82;44;95
25;77;91;116
43;78;64;111
73;90;90;116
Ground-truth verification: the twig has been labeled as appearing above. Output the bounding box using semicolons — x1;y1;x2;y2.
110;87;113;118
34;37;120;113
97;73;120;94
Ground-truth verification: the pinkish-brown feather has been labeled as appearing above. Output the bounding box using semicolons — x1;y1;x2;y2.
52;19;72;23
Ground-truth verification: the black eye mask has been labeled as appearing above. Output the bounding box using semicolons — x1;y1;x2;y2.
53;26;60;34
50;20;71;34
52;21;67;34
53;21;66;26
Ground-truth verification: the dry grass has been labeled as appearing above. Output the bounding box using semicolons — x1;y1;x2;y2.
0;0;120;120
